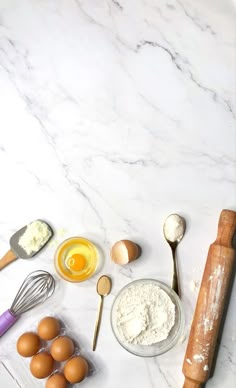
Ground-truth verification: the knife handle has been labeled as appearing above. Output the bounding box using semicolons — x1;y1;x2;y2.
0;249;18;270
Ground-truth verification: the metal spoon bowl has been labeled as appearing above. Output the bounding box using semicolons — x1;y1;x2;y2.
163;214;186;297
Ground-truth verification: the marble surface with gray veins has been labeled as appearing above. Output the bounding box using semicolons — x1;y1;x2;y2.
0;1;235;387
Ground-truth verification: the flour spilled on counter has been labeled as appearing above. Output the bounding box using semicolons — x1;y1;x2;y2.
116;283;175;345
189;279;200;293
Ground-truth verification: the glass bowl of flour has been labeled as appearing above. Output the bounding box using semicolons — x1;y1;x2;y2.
111;279;184;357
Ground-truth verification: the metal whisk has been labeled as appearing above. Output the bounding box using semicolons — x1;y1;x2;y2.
0;270;55;337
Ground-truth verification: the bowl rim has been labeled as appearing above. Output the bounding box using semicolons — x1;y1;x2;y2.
110;278;185;357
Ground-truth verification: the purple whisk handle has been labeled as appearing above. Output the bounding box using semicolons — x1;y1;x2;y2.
0;309;18;336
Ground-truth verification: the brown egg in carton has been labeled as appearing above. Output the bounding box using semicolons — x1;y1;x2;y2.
16;316;95;388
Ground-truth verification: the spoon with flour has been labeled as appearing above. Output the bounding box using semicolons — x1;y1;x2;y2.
0;220;53;270
163;214;186;297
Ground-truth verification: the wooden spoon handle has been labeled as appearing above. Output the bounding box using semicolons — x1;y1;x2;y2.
92;295;104;351
0;250;18;270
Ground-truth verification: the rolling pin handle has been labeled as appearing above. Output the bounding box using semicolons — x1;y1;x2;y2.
214;209;236;247
183;377;202;388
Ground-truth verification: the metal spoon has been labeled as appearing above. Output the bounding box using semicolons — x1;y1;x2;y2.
163;214;186;297
92;275;112;351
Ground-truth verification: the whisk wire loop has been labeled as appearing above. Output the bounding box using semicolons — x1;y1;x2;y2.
10;270;55;315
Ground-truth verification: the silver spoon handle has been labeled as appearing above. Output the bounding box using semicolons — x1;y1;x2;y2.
92;295;104;351
170;244;180;296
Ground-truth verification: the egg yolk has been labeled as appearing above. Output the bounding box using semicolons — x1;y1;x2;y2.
68;254;86;271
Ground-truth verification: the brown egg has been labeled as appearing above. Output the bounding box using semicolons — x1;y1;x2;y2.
38;317;60;340
30;351;54;379
46;373;68;388
111;240;141;265
64;356;88;383
17;332;41;357
50;336;74;361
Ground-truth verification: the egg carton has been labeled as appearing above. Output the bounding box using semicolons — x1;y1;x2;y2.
3;314;96;388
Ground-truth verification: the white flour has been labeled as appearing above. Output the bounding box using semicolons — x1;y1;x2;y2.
193;354;205;363
116;283;175;345
19;220;51;255
163;214;185;242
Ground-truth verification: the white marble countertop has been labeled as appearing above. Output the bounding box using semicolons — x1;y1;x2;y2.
0;1;235;387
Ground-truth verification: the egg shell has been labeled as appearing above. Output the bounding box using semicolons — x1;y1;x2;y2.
64;356;88;383
38;316;60;340
30;352;54;379
50;336;74;362
111;240;140;265
46;373;68;388
16;332;41;357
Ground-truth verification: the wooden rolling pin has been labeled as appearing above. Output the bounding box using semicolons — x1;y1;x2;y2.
182;209;236;388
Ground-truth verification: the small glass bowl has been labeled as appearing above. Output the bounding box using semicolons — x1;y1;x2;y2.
111;279;185;357
54;237;98;282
